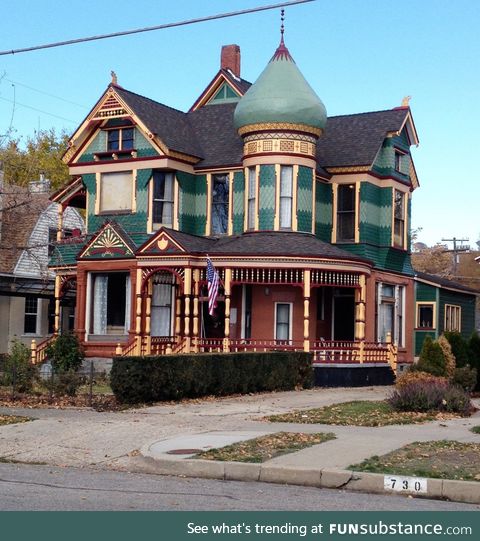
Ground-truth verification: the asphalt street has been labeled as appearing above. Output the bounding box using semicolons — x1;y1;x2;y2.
0;463;478;511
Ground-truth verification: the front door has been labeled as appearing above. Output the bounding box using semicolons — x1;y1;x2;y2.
332;291;355;340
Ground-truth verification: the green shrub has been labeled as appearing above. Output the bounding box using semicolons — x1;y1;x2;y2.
444;332;470;368
416;335;447;376
110;351;314;404
45;333;84;373
438;335;456;378
452;365;478;392
1;340;37;392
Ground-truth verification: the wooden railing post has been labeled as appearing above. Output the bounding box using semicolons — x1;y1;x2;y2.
358;340;365;364
30;339;37;364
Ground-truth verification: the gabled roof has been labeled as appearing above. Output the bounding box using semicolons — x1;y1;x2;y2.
0;185;51;274
114;86;203;158
190;69;252;111
415;271;479;295
316;108;411;168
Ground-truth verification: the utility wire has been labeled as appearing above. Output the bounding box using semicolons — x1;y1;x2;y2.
0;0;314;56
0;96;78;123
4;78;88;109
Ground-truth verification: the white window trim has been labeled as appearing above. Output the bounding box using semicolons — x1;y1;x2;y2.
376;282;405;347
152;172;175;229
105;127;135;152
23;296;41;336
274;302;293;343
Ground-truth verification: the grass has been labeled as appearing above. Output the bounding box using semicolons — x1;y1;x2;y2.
470;426;480;434
350;440;480;482
195;432;336;463
0;414;31;426
265;400;461;427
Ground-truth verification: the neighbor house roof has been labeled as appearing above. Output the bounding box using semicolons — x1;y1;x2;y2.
415;271;479;295
0;185;50;274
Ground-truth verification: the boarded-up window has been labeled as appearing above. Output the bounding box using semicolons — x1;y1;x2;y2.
100;171;132;212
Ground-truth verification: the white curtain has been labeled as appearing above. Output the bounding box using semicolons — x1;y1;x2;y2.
93;275;108;335
151;284;172;337
124;275;131;333
280;166;293;228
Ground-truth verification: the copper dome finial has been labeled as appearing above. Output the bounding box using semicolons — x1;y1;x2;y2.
280;9;285;44
271;8;293;62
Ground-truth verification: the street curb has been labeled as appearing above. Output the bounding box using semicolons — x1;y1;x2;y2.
137;452;480;505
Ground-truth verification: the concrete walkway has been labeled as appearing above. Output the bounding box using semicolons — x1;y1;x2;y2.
1;386;479;503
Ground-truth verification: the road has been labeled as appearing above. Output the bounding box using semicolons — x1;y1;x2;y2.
0;463;477;511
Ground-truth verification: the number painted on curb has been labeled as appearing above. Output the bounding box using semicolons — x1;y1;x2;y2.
384;475;427;494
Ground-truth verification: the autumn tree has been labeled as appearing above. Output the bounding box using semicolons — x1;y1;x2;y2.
0;128;70;190
411;244;453;277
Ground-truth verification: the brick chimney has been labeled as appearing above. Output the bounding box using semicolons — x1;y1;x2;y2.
221;44;241;78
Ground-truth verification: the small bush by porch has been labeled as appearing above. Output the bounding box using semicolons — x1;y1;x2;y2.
110;351;313;404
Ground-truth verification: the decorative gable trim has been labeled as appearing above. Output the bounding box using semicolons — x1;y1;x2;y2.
190;71;245;111
50;176;86;206
64;86;167;165
136;228;186;255
78;221;135;259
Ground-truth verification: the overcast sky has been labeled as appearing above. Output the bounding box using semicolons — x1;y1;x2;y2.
0;0;478;248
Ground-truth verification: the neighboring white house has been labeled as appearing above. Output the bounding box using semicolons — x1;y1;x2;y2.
0;171;84;353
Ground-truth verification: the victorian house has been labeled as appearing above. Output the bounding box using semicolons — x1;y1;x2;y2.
39;35;421;376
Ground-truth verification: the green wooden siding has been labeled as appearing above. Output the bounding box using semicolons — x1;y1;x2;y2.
232;170;245;234
414;281;438;355
177;172;207;236
359;182;392;246
439;290;476;340
315;181;332;242
339;243;414;275
297;166;313;233
258;165;275;230
372;130;411;180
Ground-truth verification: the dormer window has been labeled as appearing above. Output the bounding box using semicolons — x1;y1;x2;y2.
107;128;134;151
394;150;406;174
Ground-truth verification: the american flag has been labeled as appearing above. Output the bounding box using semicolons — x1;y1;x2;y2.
206;257;220;316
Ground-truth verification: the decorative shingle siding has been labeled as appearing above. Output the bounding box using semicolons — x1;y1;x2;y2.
439;290;476;340
407;197;412;252
372;130;411;181
232;170;245;234
177;172;207;236
297;166;313;233
339;243;414;274
359;182;392;246
315;181;332;242
258;165;275;230
77;127;158;163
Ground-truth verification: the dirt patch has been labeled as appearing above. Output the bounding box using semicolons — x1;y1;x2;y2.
0;414;31;426
0;390;120;411
351;440;480;482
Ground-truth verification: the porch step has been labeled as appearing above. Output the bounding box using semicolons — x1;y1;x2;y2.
314;365;395;387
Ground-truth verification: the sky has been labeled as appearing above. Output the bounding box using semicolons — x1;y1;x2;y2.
0;0;479;248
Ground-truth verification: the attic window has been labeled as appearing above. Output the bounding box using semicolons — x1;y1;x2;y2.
106;128;134;151
394;150;406;174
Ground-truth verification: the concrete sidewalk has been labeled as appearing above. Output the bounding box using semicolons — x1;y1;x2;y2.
1;386;479;504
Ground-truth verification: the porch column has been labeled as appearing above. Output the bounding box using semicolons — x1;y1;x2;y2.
135;268;143;355
184;268;192;352
223;268;232;352
144;278;152;355
175;290;182;335
192;269;200;352
53;275;61;335
57;205;64;241
303;269;311;352
354;274;366;341
76;270;87;342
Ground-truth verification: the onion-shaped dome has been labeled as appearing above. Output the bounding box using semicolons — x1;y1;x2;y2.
234;38;327;133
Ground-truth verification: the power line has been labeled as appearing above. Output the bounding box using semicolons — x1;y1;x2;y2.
4;78;88;109
0;96;78;123
0;0;314;56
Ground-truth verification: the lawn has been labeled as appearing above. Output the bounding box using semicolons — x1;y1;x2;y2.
196;432;336;463
350;440;480;482
266;400;462;427
470;426;480;434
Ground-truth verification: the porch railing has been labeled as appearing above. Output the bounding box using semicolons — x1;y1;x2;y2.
228;338;304;352
30;336;55;365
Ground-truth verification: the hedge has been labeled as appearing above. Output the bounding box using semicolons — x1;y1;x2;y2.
110;351;314;404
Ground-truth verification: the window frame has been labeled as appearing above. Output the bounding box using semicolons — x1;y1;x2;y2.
279;165;293;229
98;171;133;214
247;166;257;230
211;173;230;235
376;283;405;347
336;184;356;242
106;127;135;152
152;171;175;229
415;301;436;330
24;295;39;335
274;302;293;343
394;149;406;174
444;304;461;332
393;189;406;249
